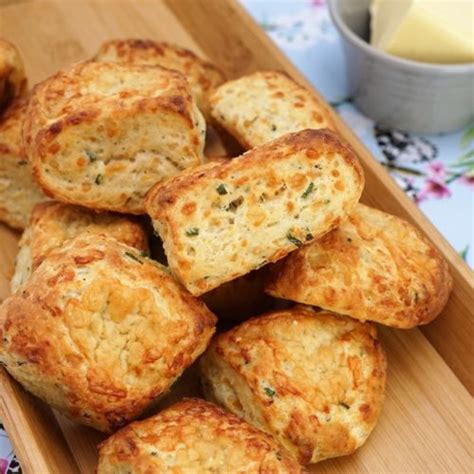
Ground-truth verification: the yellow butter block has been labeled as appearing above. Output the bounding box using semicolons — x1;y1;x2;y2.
370;0;474;64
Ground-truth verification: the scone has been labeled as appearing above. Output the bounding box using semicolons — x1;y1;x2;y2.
97;398;303;474
210;71;334;149
23;61;206;214
0;235;216;432
200;306;387;464
0;97;46;229
145;129;364;295
265;203;452;328
10;201;149;293
0;40;27;111
93;39;225;120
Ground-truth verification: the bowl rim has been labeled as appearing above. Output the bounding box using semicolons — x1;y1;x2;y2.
327;0;474;74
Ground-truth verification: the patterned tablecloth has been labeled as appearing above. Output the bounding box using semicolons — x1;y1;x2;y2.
0;0;472;471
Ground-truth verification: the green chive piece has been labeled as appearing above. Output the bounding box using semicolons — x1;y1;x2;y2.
124;251;143;264
140;250;150;258
17;160;28;166
264;387;276;397
185;228;199;237
216;184;228;195
301;182;314;199
95;174;103;185
85;150;97;162
339;402;350;410
305;233;313;241
287;233;303;247
226;196;244;212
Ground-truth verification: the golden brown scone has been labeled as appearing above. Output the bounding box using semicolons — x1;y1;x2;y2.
0;235;216;432
265;203;452;328
23;61;205;214
210;71;335;149
145;129;364;295
200;306;386;465
0;97;46;229
97;398;304;474
0;40;27;111
201;269;272;321
10;201;149;293
93;39;225;120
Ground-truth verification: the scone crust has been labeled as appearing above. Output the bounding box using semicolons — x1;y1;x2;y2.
23;61;205;213
10;201;149;293
145;129;364;295
0;97;45;229
97;398;304;474
265;204;452;328
0;235;216;432
93;39;225;119
210;71;335;149
0;39;27;109
200;306;386;464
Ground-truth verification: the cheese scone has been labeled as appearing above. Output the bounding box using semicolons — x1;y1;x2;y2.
10;201;149;293
145;129;364;295
0;235;216;432
265;203;452;328
0;40;27;111
93;39;225;120
210;71;334;149
23;61;205;214
0;97;46;229
97;398;303;474
200;306;387;464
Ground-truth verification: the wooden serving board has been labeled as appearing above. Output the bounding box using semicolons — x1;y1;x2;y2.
0;1;473;473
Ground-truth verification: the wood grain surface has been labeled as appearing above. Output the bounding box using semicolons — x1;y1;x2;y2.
0;1;472;473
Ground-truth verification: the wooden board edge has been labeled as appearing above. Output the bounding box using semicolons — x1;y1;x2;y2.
164;0;474;393
0;369;79;474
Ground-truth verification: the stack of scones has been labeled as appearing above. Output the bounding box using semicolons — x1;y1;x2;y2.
0;38;452;473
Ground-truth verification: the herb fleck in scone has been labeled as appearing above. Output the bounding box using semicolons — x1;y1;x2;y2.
0;235;216;432
10;201;149;293
0;97;46;230
200;306;387;465
145;129;364;295
93;39;225;120
23;61;206;214
210;71;335;149
265;203;452;328
0;40;27;111
97;398;304;474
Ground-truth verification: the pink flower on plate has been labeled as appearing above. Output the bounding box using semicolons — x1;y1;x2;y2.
416;178;451;203
426;160;447;180
0;458;8;474
310;0;325;6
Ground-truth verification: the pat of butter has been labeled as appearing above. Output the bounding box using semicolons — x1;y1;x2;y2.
370;0;474;64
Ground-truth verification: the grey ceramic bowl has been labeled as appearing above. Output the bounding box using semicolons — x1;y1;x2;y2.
328;0;474;134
